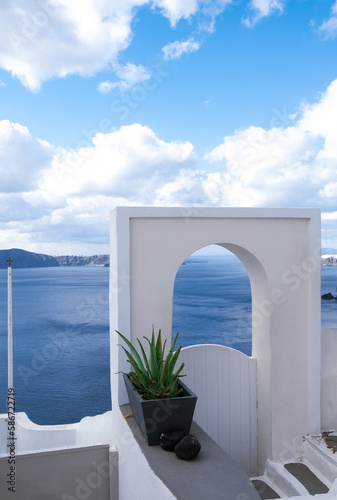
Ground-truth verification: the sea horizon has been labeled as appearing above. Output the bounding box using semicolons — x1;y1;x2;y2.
0;256;336;425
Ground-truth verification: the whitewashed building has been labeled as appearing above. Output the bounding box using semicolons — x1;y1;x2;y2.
1;207;337;499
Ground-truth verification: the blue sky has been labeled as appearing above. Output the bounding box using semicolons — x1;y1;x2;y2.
0;0;337;255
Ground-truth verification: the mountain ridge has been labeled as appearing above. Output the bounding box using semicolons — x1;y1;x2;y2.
1;248;336;269
0;248;109;269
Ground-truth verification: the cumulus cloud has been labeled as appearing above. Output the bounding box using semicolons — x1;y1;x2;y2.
0;122;197;252
242;0;285;27
41;123;195;201
204;129;319;207
1;79;337;252
152;0;200;27
0;1;239;91
0;1;227;91
98;63;151;93
322;211;337;221
318;0;337;39
155;169;208;205
0;0;149;90
162;38;200;60
152;0;232;29
0;0;294;92
0;120;54;193
300;79;337;160
205;79;337;209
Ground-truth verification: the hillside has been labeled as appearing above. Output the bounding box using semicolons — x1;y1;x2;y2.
0;247;336;269
0;248;109;269
321;255;337;266
0;248;59;268
54;254;109;267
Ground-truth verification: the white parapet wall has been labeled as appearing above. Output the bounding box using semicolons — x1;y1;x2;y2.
0;411;117;499
0;411;114;456
0;444;117;500
115;407;177;500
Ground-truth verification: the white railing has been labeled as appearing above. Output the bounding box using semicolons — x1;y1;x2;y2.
0;411;114;457
180;344;257;476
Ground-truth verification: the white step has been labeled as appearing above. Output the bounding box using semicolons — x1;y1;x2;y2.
252;434;337;498
303;435;337;489
250;473;285;498
264;460;309;497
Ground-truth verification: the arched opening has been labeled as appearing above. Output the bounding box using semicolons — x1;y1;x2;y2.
172;244;252;355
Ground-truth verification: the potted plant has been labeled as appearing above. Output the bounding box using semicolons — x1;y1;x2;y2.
117;327;197;445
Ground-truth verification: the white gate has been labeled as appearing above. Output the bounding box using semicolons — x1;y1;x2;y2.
180;344;257;476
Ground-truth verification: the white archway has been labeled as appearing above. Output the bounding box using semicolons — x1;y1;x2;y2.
110;206;321;472
172;245;252;354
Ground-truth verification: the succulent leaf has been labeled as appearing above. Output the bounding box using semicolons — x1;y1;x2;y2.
117;327;185;400
116;330;147;373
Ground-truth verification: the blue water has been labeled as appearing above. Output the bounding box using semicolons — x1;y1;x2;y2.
0;258;336;425
0;267;110;425
172;256;252;355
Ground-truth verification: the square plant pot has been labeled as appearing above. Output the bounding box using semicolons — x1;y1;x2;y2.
123;373;197;445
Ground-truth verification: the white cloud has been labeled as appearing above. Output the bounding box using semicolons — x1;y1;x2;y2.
152;0;200;27
0;1;222;91
0;120;54;193
1;79;337;253
155;169;208;205
318;1;337;39
162;37;200;60
0;0;147;90
242;0;285;27
205;79;337;208
41;123;195;201
300;80;337;160
98;63;151;93
152;0;231;29
0;0;280;91
320;182;337;199
115;63;151;86
322;211;337;221
0;122;197;252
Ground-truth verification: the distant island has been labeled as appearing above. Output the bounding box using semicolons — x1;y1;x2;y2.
0;248;109;269
321;255;337;266
0;248;337;269
322;292;337;300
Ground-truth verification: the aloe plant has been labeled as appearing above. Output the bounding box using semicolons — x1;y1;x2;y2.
117;326;185;400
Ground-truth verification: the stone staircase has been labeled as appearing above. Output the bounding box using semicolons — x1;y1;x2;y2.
251;434;337;499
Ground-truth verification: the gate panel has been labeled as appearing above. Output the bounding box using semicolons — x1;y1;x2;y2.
180;344;257;475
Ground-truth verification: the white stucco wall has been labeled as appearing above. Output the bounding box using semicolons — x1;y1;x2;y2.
116;409;176;500
110;207;321;473
0;411;113;457
0;444;116;500
321;328;337;430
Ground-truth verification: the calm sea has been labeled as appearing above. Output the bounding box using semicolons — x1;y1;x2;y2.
0;257;336;425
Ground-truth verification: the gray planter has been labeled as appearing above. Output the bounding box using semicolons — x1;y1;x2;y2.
123;373;197;445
